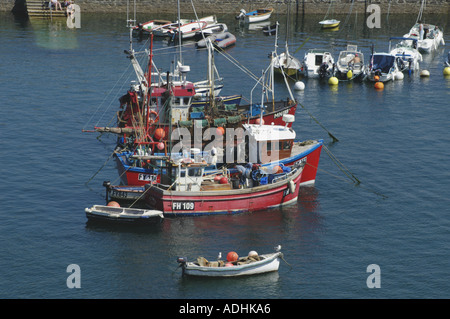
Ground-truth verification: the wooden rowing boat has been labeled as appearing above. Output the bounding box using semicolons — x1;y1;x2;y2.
177;248;283;277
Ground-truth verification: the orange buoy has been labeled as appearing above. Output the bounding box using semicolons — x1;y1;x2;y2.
214;175;222;182
272;165;283;174
227;251;239;262
374;82;384;90
216;126;225;136
107;201;120;207
219;177;228;184
225;263;234;267
154;128;165;140
374;75;380;82
255;118;265;125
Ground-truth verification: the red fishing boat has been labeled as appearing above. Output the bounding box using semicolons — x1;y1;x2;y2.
107;116;322;206
144;160;304;216
93;33;297;149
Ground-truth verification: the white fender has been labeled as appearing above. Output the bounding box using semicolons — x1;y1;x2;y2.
289;180;296;194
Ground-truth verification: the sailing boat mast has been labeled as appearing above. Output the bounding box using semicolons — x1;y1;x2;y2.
125;0;149;98
416;0;426;23
126;0;136;53
285;1;290;59
145;33;154;135
207;39;216;109
177;0;183;64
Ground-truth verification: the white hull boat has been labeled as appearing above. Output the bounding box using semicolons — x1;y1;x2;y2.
196;31;236;50
151;20;188;37
168;21;208;40
319;0;340;29
403;23;445;53
365;52;401;82
194;23;228;40
389;37;422;72
319;19;340;29
273;52;301;76
335;45;365;80
177;249;283;277
85;204;164;223
133;20;172;36
236;8;274;23
193;78;224;97
152;15;217;37
300;49;335;79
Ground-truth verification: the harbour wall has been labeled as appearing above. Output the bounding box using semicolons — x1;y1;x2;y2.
6;0;450;15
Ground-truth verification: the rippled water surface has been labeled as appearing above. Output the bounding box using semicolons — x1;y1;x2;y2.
0;9;449;299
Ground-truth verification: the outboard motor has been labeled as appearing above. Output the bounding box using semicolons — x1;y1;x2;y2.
177;257;187;275
318;62;329;79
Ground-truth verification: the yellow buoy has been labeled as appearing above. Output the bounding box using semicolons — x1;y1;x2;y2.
347;70;353;79
444;67;450;76
328;77;338;85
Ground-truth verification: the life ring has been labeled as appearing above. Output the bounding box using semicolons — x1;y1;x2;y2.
149;110;159;123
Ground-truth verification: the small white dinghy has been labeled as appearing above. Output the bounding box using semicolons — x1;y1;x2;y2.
177;246;285;277
85;204;164;223
196;32;236;49
319;19;340;29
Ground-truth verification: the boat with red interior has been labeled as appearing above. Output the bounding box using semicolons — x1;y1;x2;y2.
144;158;304;216
107;115;322;203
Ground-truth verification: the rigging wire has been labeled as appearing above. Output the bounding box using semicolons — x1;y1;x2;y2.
321;144;388;199
296;101;339;143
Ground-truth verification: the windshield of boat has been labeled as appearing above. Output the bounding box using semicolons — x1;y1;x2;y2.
371;55;395;73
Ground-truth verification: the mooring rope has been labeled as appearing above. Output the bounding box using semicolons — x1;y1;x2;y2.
85;150;116;186
128;182;153;208
321;144;388;199
297;101;339;143
322;144;360;184
279;253;292;269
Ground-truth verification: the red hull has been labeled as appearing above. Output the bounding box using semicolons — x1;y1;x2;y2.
115;139;323;187
145;166;303;216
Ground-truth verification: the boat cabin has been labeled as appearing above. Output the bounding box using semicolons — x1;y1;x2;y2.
305;49;333;67
243;114;296;164
160;161;233;192
120;65;196;127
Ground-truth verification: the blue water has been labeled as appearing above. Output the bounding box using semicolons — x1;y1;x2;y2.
0;10;449;300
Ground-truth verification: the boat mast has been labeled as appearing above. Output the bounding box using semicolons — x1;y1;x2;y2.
125;0;148;96
177;0;182;64
270;21;279;112
207;39;215;109
285;1;290;59
260;70;265;126
126;0;136;54
271;44;275;112
145;33;154;136
416;0;426;23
